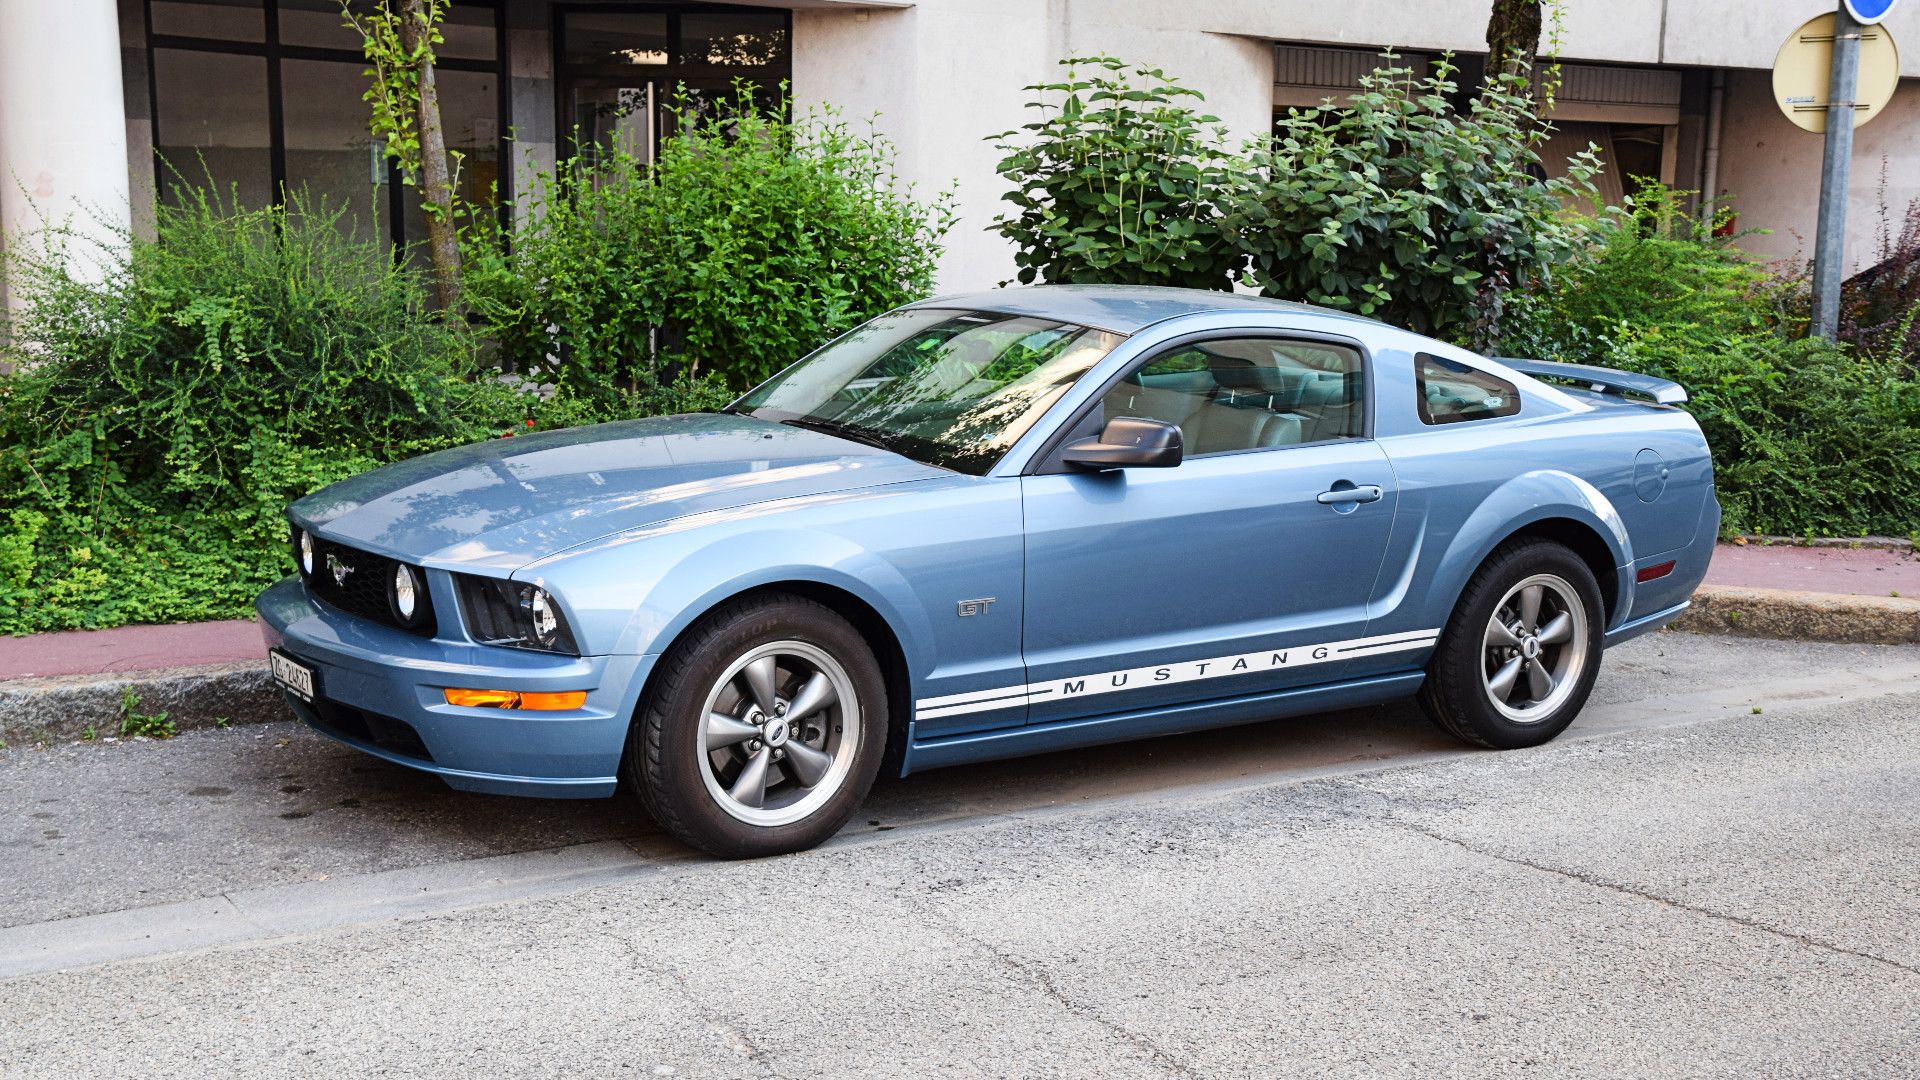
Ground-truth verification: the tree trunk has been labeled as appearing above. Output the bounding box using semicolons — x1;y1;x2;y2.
396;0;461;310
1485;0;1543;85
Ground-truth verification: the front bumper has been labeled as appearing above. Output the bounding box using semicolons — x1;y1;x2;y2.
256;576;654;798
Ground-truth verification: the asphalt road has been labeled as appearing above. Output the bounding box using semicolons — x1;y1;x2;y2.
2;632;1917;1078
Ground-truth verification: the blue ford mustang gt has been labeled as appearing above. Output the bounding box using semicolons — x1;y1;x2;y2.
259;286;1718;857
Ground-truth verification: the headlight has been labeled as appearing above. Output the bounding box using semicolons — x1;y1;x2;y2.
527;588;561;647
390;563;422;625
296;528;314;575
453;574;579;655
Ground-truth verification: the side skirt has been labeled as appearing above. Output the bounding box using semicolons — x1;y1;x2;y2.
900;670;1427;775
1603;599;1691;648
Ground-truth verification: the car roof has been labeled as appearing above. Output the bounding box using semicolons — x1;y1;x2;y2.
902;284;1371;336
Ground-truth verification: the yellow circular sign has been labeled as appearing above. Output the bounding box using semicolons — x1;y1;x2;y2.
1774;12;1902;133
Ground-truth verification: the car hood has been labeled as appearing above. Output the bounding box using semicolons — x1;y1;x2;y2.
290;413;945;570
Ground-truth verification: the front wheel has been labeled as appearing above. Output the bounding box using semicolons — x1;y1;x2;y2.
1418;539;1604;749
626;594;888;858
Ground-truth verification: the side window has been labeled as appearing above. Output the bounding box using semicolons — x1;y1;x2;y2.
1416;352;1521;425
1100;337;1366;457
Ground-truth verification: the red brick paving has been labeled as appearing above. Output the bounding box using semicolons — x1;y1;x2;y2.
1702;543;1920;598
0;619;263;681
0;543;1913;681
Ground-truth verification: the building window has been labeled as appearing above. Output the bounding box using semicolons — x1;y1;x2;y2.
555;5;791;167
153;48;273;208
150;0;265;43
143;0;505;252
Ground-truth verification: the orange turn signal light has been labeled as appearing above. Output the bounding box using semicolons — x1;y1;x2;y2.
443;688;588;711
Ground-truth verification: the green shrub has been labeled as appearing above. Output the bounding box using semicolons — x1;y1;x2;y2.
988;55;1599;340
0;130;919;635
465;88;952;401
0;189;489;633
989;56;1245;290
1501;186;1920;538
1227;60;1601;340
1499;185;1787;349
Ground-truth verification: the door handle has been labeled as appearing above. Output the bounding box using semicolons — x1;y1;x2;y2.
1316;484;1384;506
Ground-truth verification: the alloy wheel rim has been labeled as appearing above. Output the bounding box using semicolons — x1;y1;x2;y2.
1481;573;1588;724
697;640;859;827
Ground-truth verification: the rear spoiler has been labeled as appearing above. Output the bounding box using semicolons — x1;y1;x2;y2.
1492;357;1689;406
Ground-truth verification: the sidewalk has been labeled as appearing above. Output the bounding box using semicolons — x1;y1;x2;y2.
1703;541;1920;598
0;619;263;681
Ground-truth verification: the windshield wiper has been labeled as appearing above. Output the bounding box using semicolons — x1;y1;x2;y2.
778;416;897;454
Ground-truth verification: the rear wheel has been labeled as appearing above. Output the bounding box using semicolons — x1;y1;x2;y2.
626;594;887;858
1418;540;1604;749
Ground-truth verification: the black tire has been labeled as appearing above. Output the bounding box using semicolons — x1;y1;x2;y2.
1418;539;1605;750
625;593;888;858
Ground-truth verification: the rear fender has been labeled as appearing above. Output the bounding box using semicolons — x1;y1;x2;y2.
1427;470;1636;632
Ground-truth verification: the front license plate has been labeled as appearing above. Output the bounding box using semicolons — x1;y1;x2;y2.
269;649;316;703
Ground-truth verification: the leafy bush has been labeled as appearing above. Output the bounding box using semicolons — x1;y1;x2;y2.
1229;60;1602;340
989;56;1244;290
988;55;1599;339
1499;185;1786;347
465;88;952;401
1501;186;1920;538
1840;191;1920;364
0;190;493;633
1;97;938;635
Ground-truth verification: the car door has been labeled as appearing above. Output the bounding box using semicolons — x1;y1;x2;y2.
1019;334;1401;726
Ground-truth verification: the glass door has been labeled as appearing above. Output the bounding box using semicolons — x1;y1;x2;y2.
569;80;658;167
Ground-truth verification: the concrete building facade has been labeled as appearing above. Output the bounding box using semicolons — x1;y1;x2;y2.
2;0;1916;293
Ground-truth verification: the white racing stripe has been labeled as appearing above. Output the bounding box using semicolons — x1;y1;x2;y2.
915;629;1442;721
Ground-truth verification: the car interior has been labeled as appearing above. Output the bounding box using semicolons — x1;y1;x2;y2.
1102;338;1365;456
1415;352;1521;425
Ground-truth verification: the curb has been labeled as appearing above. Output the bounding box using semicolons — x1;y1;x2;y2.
0;661;281;748
1672;585;1920;646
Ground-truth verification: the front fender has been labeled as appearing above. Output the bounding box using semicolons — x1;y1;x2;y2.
645;531;935;679
544;527;936;681
1414;470;1636;633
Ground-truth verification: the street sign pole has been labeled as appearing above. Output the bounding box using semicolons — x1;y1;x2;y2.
1811;2;1865;339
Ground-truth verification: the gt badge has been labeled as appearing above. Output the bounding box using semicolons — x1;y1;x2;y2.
956;597;996;618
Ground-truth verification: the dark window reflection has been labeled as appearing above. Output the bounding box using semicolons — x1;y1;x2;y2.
562;12;669;66
154;48;272;207
682;13;787;66
150;0;265;43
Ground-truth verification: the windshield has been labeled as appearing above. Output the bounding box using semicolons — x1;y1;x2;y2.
734;309;1124;474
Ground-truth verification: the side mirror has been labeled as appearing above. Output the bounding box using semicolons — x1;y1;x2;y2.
1060;416;1184;470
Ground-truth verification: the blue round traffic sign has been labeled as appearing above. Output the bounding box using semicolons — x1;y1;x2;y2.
1846;0;1898;24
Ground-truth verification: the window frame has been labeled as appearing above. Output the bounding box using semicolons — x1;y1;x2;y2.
142;0;509;252
1414;351;1523;426
1027;329;1376;476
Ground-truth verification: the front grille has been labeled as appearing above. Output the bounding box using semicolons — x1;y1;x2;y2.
296;530;437;637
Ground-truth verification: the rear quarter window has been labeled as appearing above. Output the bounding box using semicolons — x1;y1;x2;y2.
1417;352;1521;425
